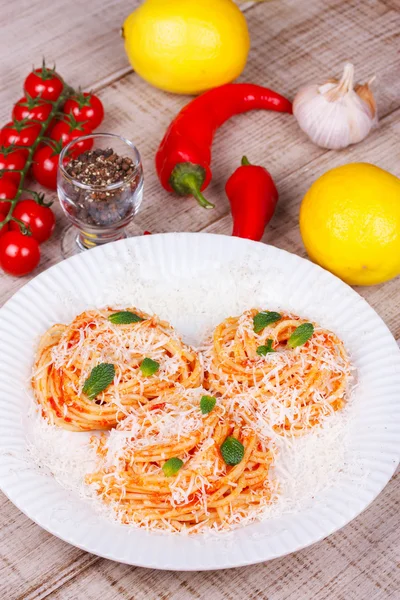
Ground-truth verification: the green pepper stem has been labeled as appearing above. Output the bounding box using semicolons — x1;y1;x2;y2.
180;173;214;209
169;162;214;209
241;156;251;166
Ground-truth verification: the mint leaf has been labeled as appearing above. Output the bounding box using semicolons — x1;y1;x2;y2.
288;323;314;348
256;339;275;355
253;311;281;334
140;357;160;377
220;437;245;466
108;311;144;325
82;363;115;400
200;395;216;414
162;457;183;477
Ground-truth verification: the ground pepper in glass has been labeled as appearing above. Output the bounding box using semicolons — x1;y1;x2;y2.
58;133;144;255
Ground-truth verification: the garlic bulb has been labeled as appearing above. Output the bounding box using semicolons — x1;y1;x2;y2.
293;63;377;150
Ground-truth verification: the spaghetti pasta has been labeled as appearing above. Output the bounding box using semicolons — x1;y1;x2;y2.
86;388;275;533
32;308;202;431
203;309;352;436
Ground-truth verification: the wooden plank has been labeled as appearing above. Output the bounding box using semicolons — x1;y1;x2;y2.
0;0;399;599
0;493;99;600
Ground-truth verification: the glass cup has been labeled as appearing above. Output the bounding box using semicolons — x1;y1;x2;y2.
58;133;144;257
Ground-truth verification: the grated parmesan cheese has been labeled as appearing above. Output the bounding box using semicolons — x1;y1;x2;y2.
49;309;196;395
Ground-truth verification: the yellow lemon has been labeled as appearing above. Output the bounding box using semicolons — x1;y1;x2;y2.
299;163;400;286
122;0;250;94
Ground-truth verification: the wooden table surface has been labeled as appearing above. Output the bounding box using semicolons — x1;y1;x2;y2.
0;0;399;598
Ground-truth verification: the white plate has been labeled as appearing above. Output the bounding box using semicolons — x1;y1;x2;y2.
0;233;399;570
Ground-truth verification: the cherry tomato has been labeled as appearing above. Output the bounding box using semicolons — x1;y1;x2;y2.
0;230;40;276
0;214;9;239
12;96;52;122
1;121;41;148
0;148;28;186
0;179;17;213
24;67;63;101
50;118;93;156
32;145;60;190
64;92;104;130
10;200;55;244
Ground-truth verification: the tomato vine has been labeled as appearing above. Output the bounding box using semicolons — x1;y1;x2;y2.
0;83;74;233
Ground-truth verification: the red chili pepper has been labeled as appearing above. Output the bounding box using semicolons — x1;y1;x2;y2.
225;156;278;241
155;83;292;209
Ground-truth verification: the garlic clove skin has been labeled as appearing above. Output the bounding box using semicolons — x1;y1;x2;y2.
293;63;377;150
355;80;377;118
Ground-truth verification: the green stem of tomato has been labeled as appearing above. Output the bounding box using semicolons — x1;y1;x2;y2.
0;169;24;175
9;216;31;235
0;84;75;232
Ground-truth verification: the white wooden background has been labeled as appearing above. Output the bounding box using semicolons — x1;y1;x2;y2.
0;1;399;598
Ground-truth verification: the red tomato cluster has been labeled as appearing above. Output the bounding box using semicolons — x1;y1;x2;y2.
0;63;104;277
33;93;104;190
32;92;104;191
